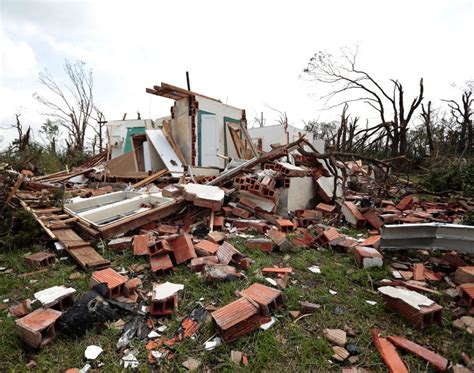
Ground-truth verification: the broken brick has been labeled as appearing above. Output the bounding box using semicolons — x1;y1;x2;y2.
361;235;381;249
123;278;142;297
9;300;32;318
34;285;76;311
246;238;273;253
150;254;174;274
459;283;474;308
387;335;448;371
171;234;197;265
207;231;226;244
148;239;172;256
203;264;241;282
232;219;268;233
107;237;133;251
150;282;181;316
275;219;296;232
340;201;365;228
315;202;336;214
267;228;292;252
211;297;260;342
300;301;320;314
133;234;150;256
213;215;225;229
262;267;293;274
371;329;408;373
379;286;443;328
396;195;414;211
90;268;128;298
24;251;55;269
352;246;383;268
412;263;425;281
232;206;252;219
194;239;219;256
239;282;283;316
190;256;219;272
217;241;244;265
323;328;347;346
157;224;179;235
316;227;342;245
362;210;384;230
454;266;474;284
16;308;62;348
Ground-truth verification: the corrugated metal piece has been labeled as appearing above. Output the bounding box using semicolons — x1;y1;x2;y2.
381;223;474;254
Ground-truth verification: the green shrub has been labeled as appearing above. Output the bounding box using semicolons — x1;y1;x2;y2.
421;160;474;194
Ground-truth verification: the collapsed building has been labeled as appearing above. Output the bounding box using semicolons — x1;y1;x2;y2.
3;82;474;372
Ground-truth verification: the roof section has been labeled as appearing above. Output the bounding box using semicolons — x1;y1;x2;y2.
146;82;221;102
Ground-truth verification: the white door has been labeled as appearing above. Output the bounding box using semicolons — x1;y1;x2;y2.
201;114;219;167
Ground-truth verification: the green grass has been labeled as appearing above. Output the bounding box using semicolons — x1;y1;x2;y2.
0;234;472;372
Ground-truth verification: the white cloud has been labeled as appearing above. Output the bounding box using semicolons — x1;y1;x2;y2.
0;31;38;79
0;0;473;150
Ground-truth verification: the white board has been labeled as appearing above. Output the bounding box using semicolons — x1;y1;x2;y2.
201;114;220;167
146;129;183;177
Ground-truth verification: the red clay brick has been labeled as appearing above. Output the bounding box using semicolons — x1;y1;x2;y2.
362;210;384;230
246;238;273;253
387;335;448;371
171;234;197;265
413;263;425;281
194;239;219;256
396;195;414;210
133;234;150;256
371;329;408;373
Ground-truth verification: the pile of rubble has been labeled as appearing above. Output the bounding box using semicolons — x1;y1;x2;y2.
2;133;474;371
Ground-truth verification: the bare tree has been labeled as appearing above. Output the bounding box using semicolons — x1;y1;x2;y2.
89;106;106;154
420;101;434;155
34;60;96;152
443;83;473;153
302;47;424;157
8;113;31;153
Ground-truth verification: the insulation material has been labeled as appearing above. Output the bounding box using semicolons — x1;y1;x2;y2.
152;282;184;300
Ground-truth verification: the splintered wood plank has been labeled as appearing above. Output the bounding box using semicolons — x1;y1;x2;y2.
53;229;87;248
5;174;25;204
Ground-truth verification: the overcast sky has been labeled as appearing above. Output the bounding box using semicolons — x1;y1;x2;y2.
1;0;473;148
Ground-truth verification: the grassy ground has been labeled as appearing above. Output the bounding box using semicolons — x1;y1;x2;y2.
0;230;472;372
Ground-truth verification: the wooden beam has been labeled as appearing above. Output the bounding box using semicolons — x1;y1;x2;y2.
132;169;169;188
5;174;25;204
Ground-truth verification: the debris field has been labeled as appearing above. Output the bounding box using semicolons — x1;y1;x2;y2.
0;84;473;372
